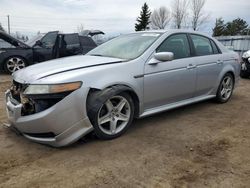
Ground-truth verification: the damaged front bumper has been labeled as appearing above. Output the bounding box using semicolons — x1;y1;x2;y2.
5;88;93;147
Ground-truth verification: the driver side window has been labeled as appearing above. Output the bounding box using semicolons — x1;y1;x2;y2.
41;32;58;48
156;34;191;59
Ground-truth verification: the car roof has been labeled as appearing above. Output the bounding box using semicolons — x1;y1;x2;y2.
135;29;212;38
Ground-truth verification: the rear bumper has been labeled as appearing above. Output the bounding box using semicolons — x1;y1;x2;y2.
5;88;93;147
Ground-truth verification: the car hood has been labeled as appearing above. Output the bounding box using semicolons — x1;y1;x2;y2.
0;31;31;48
13;55;124;83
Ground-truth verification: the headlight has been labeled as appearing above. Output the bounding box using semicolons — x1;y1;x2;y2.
23;82;82;95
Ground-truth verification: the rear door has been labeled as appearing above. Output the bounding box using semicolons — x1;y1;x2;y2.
189;34;223;96
144;33;197;110
60;34;81;57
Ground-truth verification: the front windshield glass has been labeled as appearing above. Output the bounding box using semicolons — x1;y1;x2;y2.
87;33;161;60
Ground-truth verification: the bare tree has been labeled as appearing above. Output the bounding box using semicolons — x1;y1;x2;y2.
171;0;189;29
190;0;209;30
77;24;85;35
150;6;171;29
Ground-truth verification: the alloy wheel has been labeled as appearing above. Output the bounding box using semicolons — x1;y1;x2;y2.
97;96;131;135
6;57;26;73
220;76;233;100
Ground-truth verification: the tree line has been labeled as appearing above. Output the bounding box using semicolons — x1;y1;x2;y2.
135;1;250;37
135;0;209;31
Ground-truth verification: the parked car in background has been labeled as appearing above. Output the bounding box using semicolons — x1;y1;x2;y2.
240;50;250;78
0;30;102;74
5;30;240;147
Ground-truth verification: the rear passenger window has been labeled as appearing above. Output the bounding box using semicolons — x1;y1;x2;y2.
210;40;220;54
156;34;191;59
64;34;80;48
190;35;213;56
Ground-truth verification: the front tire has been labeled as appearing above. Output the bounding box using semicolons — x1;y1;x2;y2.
4;56;27;74
215;73;234;103
88;92;134;140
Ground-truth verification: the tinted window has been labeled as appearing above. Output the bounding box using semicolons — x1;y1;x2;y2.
190;34;213;56
41;32;58;48
156;34;190;59
80;36;96;47
64;34;79;45
210;40;220;54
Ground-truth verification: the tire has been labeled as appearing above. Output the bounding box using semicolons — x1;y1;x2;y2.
240;70;249;79
215;73;234;103
4;56;27;74
88;91;134;140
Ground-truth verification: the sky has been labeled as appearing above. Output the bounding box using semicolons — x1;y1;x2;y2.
0;0;249;37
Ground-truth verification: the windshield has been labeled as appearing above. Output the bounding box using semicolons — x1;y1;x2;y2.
26;33;45;46
87;33;161;60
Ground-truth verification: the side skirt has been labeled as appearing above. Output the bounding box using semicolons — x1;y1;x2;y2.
139;95;216;118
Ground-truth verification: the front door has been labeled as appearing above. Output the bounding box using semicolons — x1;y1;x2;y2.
144;34;197;110
33;31;58;62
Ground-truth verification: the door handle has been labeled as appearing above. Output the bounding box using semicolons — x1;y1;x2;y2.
186;64;196;69
217;60;223;65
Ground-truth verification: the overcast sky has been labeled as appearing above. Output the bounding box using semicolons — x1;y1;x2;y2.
0;0;249;37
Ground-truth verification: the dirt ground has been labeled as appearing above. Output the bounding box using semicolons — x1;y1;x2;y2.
0;74;250;188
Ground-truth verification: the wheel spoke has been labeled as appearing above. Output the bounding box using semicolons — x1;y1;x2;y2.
221;88;226;96
117;112;129;122
225;78;231;86
105;99;114;112
110;119;118;134
116;99;127;112
7;64;14;68
99;114;111;125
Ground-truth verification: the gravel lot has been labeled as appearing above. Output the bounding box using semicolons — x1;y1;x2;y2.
0;74;250;188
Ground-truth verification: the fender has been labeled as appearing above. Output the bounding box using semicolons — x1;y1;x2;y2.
87;85;138;119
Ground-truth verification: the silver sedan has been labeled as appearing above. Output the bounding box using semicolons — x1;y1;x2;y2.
5;30;240;147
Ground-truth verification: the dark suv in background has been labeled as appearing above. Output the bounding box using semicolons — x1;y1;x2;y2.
0;30;102;73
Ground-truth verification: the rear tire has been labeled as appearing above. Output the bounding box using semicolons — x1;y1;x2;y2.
4;56;27;74
215;73;234;103
88;92;134;140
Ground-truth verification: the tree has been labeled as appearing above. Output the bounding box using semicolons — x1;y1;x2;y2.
212;17;250;36
0;23;5;32
77;24;85;35
135;3;151;31
190;0;209;30
225;18;249;35
171;0;189;29
212;18;226;36
150;6;171;29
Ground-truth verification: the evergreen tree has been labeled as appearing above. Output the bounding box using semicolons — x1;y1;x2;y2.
212;17;250;36
225;18;248;35
135;3;151;31
212;18;225;36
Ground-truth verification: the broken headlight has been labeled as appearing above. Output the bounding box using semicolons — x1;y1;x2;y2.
23;82;82;95
21;82;82;115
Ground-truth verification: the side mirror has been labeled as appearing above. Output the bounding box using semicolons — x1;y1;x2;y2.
35;40;42;46
154;52;174;62
248;57;250;63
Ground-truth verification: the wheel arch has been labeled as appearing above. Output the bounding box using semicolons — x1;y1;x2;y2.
87;84;140;119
